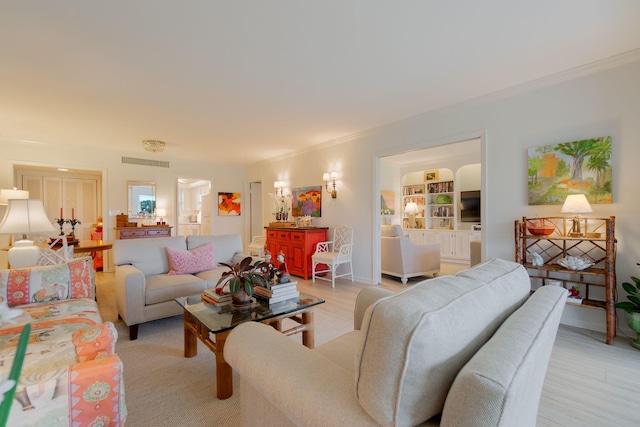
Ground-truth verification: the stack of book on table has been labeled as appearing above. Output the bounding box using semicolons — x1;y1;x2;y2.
253;281;299;304
202;288;232;306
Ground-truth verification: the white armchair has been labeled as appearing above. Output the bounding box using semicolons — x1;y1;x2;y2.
312;225;353;288
247;235;266;257
380;225;440;284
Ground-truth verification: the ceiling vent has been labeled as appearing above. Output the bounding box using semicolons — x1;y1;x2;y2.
121;156;170;168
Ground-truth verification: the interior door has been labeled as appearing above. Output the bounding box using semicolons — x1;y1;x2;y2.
250;182;263;239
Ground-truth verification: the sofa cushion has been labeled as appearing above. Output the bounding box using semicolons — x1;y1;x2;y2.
166;242;216;275
187;234;243;264
441;285;567;427
355;258;530;426
144;274;207;305
113;236;187;277
0;257;94;307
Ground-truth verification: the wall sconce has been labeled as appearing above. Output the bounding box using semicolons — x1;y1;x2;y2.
274;181;286;198
561;194;592;237
323;172;338;199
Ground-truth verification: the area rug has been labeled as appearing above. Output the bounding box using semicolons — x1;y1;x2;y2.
115;308;352;426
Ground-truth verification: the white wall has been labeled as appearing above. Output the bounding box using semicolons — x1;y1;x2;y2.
0;139;246;242
246;58;640;333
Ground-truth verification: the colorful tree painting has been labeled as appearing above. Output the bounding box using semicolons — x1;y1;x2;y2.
291;186;322;217
527;136;612;205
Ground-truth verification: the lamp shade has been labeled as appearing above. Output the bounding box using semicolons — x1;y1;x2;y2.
0;199;56;235
405;202;419;214
560;194;593;214
155;208;166;217
0;188;29;205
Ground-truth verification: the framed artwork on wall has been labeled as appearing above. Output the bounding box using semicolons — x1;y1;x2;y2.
380;190;395;215
218;192;241;215
527;136;612;205
424;170;439;182
291;186;322;217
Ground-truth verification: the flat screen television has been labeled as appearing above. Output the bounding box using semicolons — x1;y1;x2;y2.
460;190;481;223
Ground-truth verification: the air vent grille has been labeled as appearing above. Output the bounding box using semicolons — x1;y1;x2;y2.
121;156;170;168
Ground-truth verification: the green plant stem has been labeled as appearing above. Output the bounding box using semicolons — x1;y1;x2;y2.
0;323;30;427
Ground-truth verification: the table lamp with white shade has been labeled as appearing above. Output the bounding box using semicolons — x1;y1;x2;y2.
156;208;166;225
0;199;56;268
561;194;593;237
405;202;419;229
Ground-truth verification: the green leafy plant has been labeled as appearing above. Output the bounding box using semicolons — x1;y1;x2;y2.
216;257;271;297
615;263;640;313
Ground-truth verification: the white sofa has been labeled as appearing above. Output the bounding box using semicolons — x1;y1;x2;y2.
113;234;248;339
381;224;440;283
225;258;567;426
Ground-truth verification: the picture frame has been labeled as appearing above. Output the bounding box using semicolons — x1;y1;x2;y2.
218;192;241;215
424;170;439;182
291;186;322;217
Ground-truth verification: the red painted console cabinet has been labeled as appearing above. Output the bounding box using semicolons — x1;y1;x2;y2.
265;227;328;280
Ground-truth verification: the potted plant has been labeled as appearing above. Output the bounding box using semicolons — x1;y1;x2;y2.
614;262;640;349
216;257;271;309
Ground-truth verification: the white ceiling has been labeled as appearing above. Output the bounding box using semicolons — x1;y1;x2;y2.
1;1;639;165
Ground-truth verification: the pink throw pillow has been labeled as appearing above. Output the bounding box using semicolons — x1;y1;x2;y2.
166;243;216;275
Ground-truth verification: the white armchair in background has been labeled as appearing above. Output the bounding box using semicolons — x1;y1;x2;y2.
312;225;353;288
381;225;440;284
247;235;266;257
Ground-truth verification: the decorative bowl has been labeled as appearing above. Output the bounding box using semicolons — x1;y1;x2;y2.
558;256;593;271
527;227;555;236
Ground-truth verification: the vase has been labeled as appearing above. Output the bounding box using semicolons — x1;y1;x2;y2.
624;311;640;350
231;287;252;310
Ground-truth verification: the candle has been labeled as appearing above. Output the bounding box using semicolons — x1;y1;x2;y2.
60;208;63;218
72;208;75;220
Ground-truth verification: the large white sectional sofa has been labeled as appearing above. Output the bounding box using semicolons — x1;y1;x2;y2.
113;234;248;340
225;258;568;427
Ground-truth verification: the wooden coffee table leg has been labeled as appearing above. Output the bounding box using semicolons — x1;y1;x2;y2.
184;311;197;357
215;330;233;399
301;310;315;349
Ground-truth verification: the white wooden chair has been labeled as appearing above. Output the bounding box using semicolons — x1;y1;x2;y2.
34;234;72;266
312;225;354;288
247;235;266;257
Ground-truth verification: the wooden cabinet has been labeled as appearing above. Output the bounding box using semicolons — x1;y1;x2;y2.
116;226;172;239
515;216;616;344
265;227;328;280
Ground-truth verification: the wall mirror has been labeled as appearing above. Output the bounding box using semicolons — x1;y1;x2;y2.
128;181;156;218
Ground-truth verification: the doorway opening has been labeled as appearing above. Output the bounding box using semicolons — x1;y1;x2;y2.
176;178;212;237
375;136;484;284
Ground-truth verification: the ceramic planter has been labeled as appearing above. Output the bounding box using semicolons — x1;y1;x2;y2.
624;311;640;350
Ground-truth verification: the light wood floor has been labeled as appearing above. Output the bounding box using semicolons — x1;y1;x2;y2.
96;263;640;426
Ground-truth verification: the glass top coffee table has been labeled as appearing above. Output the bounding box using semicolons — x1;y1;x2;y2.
175;292;325;399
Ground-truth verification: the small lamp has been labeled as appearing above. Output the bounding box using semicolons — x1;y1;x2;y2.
156;208;166;225
561;194;592;237
0;199;56;268
323;172;338;198
405;202;419;228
